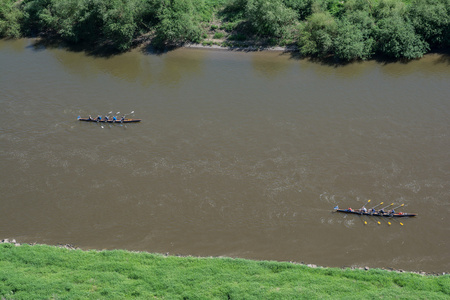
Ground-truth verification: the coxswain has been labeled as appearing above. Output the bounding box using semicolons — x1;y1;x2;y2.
347;207;353;212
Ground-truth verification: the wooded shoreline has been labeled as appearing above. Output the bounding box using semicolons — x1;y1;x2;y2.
1;0;449;61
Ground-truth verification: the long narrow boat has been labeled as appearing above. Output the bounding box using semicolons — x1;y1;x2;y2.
336;209;416;218
78;117;141;123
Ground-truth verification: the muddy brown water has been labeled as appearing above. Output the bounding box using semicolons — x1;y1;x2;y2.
1;39;449;273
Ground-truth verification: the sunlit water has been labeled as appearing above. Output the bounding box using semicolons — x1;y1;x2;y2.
1;39;449;272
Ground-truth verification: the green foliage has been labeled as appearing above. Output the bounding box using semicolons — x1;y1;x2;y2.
0;244;449;299
298;12;337;56
283;0;315;20
375;15;429;58
153;0;203;47
408;0;450;48
213;31;225;38
333;9;375;60
334;18;374;60
100;0;139;51
1;0;449;58
228;32;247;40
373;0;408;19
0;0;23;38
246;0;298;37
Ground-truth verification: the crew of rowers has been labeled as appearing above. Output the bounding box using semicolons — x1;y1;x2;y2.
87;115;125;122
346;206;396;215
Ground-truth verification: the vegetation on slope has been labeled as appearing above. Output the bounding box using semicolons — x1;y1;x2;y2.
0;243;449;299
1;0;449;60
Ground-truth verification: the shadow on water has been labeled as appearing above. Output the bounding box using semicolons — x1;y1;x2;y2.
286;50;450;68
27;37;124;58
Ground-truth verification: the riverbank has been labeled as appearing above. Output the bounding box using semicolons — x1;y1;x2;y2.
2;0;449;61
1;241;449;299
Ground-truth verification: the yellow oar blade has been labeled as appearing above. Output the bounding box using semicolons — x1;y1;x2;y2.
377;221;381;225
364;221;367;225
388;222;391;226
400;222;404;226
380;202;384;205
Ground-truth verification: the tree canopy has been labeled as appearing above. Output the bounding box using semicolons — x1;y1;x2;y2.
1;0;448;59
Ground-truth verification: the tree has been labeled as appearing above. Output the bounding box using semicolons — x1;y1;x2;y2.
298;12;336;57
246;0;297;37
376;15;429;58
334;18;374;61
0;0;23;38
408;0;450;48
153;0;202;47
283;0;314;20
100;0;139;51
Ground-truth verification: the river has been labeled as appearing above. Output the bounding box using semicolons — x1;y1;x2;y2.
0;39;449;273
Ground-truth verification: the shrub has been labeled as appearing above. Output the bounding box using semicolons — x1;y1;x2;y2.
246;0;298;37
375;15;429;58
0;0;23;38
298;12;337;57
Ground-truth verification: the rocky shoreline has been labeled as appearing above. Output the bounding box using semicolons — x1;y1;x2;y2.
1;238;446;276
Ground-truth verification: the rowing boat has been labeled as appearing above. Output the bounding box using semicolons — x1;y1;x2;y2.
78;118;141;123
336;209;416;218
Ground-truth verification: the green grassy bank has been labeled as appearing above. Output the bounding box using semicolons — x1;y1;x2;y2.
0;243;449;299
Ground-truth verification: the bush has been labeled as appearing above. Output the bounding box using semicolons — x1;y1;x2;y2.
375;15;429;58
0;0;23;38
334;19;374;60
408;0;450;48
246;0;298;37
298;12;336;57
153;0;203;47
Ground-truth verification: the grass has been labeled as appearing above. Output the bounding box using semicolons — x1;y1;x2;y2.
0;243;449;299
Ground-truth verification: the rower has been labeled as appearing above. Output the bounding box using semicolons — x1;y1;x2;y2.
379;209;385;215
361;206;367;213
370;208;376;214
97;115;102;122
88;115;93;120
104;115;109;121
389;209;395;216
113;116;117;122
120;116;125;122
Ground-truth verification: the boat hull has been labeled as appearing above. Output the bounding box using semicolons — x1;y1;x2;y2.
336;209;416;218
78;118;141;123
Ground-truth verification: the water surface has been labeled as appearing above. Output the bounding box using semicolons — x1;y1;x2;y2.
1;39;449;272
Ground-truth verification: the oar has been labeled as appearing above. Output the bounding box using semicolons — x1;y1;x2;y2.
392;203;405;211
369;202;384;209
381;203;394;210
390;217;404;226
